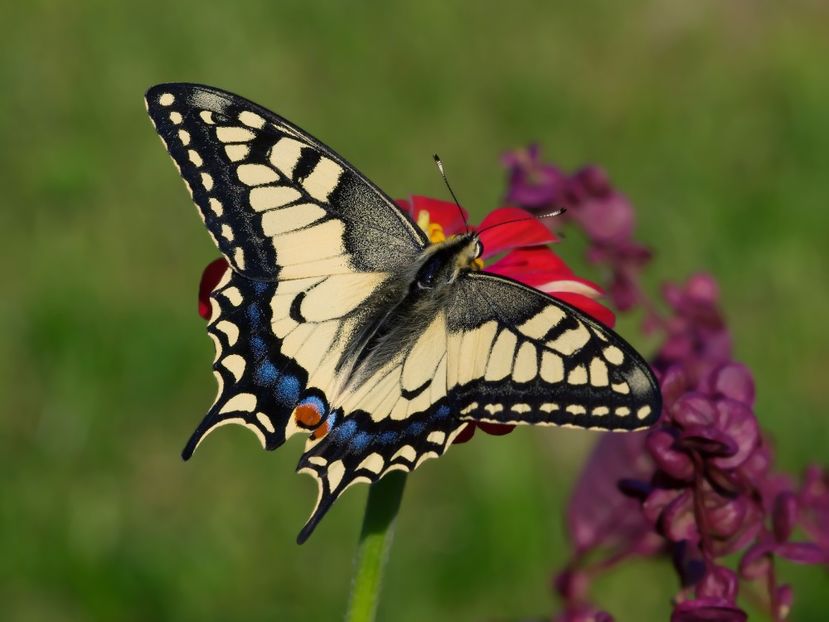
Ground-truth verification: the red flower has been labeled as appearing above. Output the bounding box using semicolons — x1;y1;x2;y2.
397;196;615;443
197;196;616;443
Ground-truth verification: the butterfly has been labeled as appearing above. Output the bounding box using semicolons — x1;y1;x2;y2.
145;83;662;543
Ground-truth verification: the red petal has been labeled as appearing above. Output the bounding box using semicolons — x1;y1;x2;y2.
451;423;476;444
550;292;616;328
199;258;230;320
405;195;469;236
477;207;557;258
486;247;573;283
476;422;516;436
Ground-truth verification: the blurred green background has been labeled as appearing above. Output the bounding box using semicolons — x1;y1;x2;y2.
2;1;828;620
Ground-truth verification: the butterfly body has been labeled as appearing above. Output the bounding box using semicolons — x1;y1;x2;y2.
145;84;662;543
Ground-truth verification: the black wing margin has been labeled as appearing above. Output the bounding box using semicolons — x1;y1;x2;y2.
446;272;662;431
145;83;427;280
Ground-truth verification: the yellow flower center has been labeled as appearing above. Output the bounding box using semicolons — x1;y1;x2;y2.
417;209;447;244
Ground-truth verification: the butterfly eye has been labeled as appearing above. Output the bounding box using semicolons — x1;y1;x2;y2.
474;240;483;258
416;258;440;290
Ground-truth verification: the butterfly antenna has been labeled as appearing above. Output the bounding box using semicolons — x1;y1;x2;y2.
433;154;469;232
475;208;567;235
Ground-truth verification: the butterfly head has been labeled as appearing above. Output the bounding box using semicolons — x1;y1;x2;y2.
415;233;482;290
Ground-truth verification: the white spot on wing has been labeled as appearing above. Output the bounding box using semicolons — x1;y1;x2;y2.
540;350;564;383
518;306;566;339
221;354;246;381
427;431;446;445
567;365;588;385
513;342;538;383
219;392;257;414
327;460;345;490
603;345;625;366
256;412;275;433
159;92;175;106
589;358;609;387
548;323;590;355
250;186;302;211
225;144;250;162
237;164;279;186
269;137;304;176
260;203;326;235
217;126;255;143
302;157;342;202
239;110;266;129
391;445;416;463
485;330;517;381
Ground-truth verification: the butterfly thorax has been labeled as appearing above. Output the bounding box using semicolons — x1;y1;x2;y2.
336;234;482;391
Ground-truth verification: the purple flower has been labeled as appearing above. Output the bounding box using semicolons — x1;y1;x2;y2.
502;144;568;208
671;597;747;622
514;144;829;622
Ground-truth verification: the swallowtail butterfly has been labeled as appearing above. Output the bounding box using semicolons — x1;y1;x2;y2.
145;84;662;543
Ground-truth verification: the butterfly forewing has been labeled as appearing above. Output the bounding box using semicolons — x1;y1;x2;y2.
145;83;426;281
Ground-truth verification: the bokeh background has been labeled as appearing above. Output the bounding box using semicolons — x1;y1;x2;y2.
2;1;828;620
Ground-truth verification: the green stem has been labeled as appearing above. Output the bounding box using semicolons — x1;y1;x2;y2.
344;471;407;622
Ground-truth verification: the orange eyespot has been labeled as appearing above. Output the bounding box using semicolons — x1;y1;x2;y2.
294;403;323;428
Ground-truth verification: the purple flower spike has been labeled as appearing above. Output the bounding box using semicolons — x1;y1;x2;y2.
706;363;755;406
677;424;738;458
661;490;700;543
710;400;759;470
705;496;749;541
671;394;717;428
502;145;567;208
527;143;827;622
772;492;798;543
671;598;747;622
647;428;696;481
697;565;739;601
774;542;827;565
775;584;793;620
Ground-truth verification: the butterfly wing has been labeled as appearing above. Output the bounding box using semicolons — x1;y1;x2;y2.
292;273;661;542
445;272;662;428
145;83;427;281
295;310;460;542
145;84;426;457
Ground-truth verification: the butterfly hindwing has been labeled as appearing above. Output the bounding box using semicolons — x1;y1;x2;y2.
445;272;662;429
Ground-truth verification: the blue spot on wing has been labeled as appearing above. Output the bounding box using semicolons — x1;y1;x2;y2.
256;360;278;385
407;421;426;436
331;419;357;443
350;432;371;452
246;303;262;324
434;405;451;419
276;374;301;404
378;431;398;445
249;336;267;358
